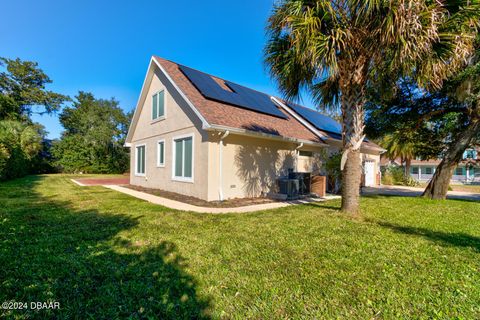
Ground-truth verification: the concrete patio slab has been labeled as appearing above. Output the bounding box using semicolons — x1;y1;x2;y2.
71;177;129;186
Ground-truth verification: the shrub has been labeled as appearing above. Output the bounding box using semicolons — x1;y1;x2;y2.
402;175;419;187
382;172;394;185
382;165;419;186
0;120;43;180
324;152;342;194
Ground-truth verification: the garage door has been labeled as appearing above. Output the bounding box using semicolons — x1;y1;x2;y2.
364;161;375;186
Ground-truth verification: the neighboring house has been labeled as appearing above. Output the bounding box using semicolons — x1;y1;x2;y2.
380;147;480;183
125;56;384;201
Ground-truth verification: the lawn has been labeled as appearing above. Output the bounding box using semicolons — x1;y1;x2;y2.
1;175;480;319
419;182;480;193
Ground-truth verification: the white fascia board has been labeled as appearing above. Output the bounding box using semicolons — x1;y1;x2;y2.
125;58;155;144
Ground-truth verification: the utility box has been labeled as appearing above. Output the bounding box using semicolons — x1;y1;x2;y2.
311;175;326;197
278;179;300;200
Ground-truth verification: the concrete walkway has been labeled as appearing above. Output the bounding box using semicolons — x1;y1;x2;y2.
363;185;480;202
104;185;339;213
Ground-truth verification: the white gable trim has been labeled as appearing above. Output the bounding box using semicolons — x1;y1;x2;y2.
125;57;210;145
271;97;327;140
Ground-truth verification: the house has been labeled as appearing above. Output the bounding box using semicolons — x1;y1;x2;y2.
125;56;384;201
380;147;480;183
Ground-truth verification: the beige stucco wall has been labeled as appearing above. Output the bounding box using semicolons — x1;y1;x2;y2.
129;66;209;200
206;133;327;201
318;140;382;186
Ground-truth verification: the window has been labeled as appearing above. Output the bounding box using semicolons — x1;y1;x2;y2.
455;167;464;176
464;149;477;159
152;90;165;120
135;145;146;176
299;150;313;157
172;135;193;182
157;140;165;167
411;167;419;174
425;167;432;175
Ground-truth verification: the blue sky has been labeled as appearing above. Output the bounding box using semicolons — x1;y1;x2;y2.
1;0;315;139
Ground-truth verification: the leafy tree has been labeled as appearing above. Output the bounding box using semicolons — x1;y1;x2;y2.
0;57;68;120
423;49;480;199
380;132;417;176
53;92;131;173
365;79;458;172
0;57;68;180
264;0;479;214
0;120;43;180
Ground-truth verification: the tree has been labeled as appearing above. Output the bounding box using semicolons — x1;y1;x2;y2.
53;92;131;174
264;0;479;214
0;120;43;180
381;132;417;175
423;49;480;199
365;78;455;174
0;57;68;121
0;57;68;180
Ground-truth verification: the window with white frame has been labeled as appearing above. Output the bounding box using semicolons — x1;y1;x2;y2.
157;140;165;167
152;90;165;120
135;145;146;175
173;135;193;181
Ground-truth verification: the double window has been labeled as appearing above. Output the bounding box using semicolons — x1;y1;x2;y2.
135;145;146;176
152;90;165;120
411;167;419;174
455;167;464;176
425;167;432;175
172;135;193;182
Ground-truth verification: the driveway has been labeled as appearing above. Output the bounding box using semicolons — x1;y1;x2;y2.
363;185;480;202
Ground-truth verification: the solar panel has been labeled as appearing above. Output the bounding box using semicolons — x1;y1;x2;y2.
179;65;288;119
287;102;342;135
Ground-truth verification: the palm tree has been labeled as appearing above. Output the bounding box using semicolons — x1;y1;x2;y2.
264;0;480;214
381;132;417;176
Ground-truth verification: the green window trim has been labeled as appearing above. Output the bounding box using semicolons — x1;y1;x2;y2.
152;90;165;120
135;145;146;175
455;167;464;176
173;135;193;181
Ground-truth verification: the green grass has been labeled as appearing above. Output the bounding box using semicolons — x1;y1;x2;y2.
419;182;480;193
1;175;480;319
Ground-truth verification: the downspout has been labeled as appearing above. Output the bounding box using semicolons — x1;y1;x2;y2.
218;130;230;201
295;143;304;171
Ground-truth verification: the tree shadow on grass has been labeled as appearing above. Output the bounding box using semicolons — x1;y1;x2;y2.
374;220;480;253
0;175;211;319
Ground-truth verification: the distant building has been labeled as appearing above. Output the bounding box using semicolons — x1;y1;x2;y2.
380;147;479;184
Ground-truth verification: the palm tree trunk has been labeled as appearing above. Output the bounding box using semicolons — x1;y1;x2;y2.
423;119;480;199
405;158;411;177
340;83;366;215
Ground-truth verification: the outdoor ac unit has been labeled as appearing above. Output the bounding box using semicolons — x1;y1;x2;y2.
278;179;299;200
